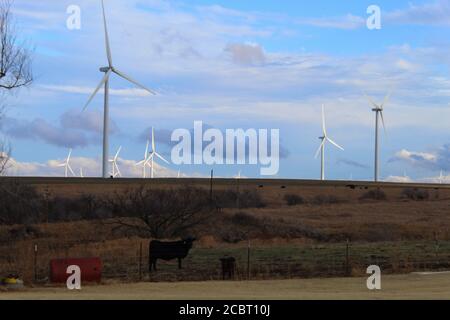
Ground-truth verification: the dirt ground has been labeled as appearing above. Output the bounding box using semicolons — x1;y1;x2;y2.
1;273;450;300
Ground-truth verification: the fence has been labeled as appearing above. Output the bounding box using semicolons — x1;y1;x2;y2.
2;239;450;284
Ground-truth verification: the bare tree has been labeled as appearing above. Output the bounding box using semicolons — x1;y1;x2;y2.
0;0;33;175
0;139;10;175
106;186;213;239
0;0;33;90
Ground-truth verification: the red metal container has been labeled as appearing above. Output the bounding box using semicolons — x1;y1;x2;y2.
50;258;102;283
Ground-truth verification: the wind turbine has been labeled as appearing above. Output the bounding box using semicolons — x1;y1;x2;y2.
365;91;391;182
57;149;75;178
136;141;151;178
83;0;156;178
79;168;84;178
109;146;122;178
147;127;169;178
315;105;344;180
439;170;445;184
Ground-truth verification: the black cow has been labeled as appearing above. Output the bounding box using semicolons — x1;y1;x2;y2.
149;237;196;272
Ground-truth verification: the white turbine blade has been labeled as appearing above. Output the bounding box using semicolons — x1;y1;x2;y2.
83;70;111;110
321;104;328;137
326;137;344;151
145;153;154;166
136;159;146;166
115;163;122;177
155;152;170;164
115;146;122;160
314;140;325;159
68;164;75;177
364;92;379;109
144;140;149;158
67;149;72;162
57;163;66;167
112;68;156;95
380;110;387;134
381;91;392;109
101;0;113;67
152;127;155;152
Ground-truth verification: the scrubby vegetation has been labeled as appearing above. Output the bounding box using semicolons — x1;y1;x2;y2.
401;188;429;201
284;194;305;206
359;189;387;201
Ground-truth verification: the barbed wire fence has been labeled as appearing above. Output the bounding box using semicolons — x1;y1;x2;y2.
2;239;450;284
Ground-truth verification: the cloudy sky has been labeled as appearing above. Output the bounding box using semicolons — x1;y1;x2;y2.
1;0;450;180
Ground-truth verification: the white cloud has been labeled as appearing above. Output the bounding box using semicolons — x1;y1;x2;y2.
6;155;180;178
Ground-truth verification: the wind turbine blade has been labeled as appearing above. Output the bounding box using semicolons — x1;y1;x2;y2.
155;152;170;164
136;159;146;166
112;68;156;95
101;0;113;67
67;149;72;162
364;92;379;109
68;165;75;177
380;110;387;134
115;146;122;160
314;140;325;159
145;153;154;166
327;137;344;151
321;104;327;136
381;91;392;109
83;70;111;110
152;127;155;152
144;141;149;158
115;163;121;177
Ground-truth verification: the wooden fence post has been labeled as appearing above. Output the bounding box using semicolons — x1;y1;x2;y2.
34;243;38;283
139;242;143;281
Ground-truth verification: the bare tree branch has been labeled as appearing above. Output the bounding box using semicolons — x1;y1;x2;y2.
0;0;33;91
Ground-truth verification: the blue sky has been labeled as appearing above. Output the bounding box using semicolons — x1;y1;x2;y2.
1;0;450;180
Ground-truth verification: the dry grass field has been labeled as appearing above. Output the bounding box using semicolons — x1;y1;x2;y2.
2;273;450;300
1;177;450;297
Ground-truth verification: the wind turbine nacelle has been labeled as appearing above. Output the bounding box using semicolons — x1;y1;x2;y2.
99;67;110;73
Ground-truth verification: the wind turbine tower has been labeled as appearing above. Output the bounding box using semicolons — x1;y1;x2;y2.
365;92;391;182
315;105;344;180
83;0;156;178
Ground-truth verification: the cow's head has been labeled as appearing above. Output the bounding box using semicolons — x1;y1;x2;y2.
183;237;197;249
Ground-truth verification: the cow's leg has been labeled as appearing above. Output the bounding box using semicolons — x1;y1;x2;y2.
153;259;157;272
178;258;182;269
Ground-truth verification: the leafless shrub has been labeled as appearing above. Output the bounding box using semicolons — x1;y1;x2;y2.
284;194;305;206
214;189;266;209
312;194;341;205
105;186;214;239
401;188;429;201
359;189;387;201
0;180;43;225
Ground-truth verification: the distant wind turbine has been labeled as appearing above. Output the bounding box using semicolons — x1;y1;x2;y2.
147;127;169;178
136;141;151;178
365;91;391;182
82;0;156;178
79;167;84;178
315;105;344;180
439;170;445;184
109;146;122;178
57;149;75;178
